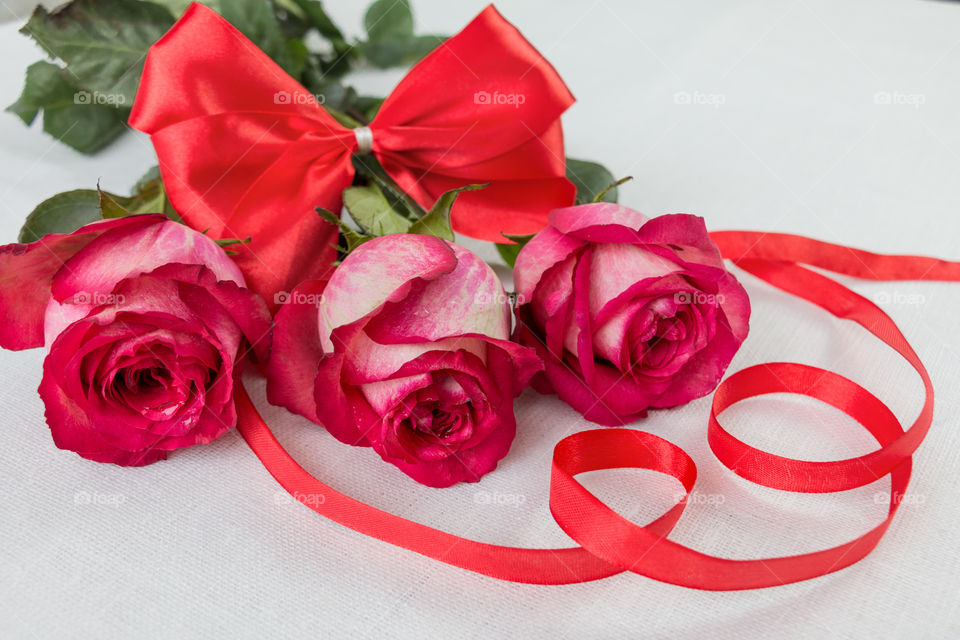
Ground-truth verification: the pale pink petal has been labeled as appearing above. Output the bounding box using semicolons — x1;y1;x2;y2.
513;225;582;304
0;214;167;351
591;298;642;366
549;202;649;237
341;330;486;384
359;373;433;416
51;219;244;303
587;243;681;316
364;242;510;342
318;234;457;351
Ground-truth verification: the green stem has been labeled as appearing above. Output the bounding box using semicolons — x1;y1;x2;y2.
324;105;363;128
592;176;634;203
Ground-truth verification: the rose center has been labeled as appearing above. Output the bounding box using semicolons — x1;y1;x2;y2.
111;362;200;420
408;402;469;439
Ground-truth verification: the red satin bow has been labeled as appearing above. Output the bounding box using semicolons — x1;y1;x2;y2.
130;3;576;302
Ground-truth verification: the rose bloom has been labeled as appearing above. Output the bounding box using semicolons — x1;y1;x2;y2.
0;215;271;465
513;203;750;426
267;234;541;487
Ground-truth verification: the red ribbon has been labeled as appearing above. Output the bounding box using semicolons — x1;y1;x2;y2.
236;231;960;589
129;3;576;303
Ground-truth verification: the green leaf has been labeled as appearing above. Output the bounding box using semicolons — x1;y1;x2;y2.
97;176;166;218
351;155;426;219
127;180;164;214
316;207;371;253
360;0;444;68
18;190;103;243
18;166;182;242
6;60;128;154
162;199;183;223
364;0;413;42
130;165;184;221
6;60;56;125
408;184;487;241
215;236;251;248
360;34;442;68
496;243;521;268
342;185;411;236
406;33;444;58
148;0;207;16
20;0;177;108
132;165;162;192
98;187;133;218
566;158;619;204
495;233;534;268
214;235;252;255
286;0;350;55
220;0;305;78
98;165;174;221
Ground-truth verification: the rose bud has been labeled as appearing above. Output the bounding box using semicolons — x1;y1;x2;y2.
513;203;750;426
0;215;271;465
267;234;541;488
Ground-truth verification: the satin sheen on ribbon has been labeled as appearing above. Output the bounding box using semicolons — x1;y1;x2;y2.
129;3;576;303
236;231;960;589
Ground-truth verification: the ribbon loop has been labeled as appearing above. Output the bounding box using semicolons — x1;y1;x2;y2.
236;231;958;589
130;3;576;304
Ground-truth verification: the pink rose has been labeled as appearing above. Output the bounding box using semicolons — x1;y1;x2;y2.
0;215;271;465
267;234;541;487
513;203;750;425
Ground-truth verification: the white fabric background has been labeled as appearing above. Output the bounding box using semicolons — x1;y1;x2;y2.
2;0;960;638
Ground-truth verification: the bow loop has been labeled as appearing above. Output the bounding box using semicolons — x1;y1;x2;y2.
131;2;575;304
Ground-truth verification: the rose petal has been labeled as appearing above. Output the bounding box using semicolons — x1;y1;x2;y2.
266;279;327;424
341;330;487;385
513;225;583;305
50;219;244;304
318;234;457;351
0;214;167;351
360;373;433;416
366;348;521;488
587;243;683;315
37;264;262;464
364;242;511;342
549;202;650;237
40;343;169;466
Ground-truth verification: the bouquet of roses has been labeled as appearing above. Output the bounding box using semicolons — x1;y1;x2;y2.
3;0;958;589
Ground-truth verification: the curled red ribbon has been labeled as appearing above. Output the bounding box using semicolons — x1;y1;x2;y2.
130;3;576;303
236;231;960;589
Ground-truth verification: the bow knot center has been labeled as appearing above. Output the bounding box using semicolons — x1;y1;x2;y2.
353;126;373;155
